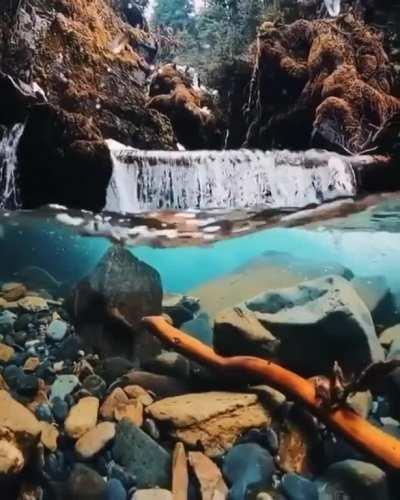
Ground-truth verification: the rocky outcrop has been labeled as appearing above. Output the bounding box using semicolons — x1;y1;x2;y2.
244;15;400;154
0;0;175;210
148;64;226;150
69;245;163;366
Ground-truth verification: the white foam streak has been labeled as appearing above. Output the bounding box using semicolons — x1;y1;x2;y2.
0;123;25;209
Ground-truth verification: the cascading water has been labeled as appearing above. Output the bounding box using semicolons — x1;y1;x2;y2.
105;141;357;214
0;123;25;209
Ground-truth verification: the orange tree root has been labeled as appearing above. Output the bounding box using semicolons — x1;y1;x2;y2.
143;315;400;470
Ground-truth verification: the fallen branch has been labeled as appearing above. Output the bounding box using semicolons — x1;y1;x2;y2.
142;315;400;470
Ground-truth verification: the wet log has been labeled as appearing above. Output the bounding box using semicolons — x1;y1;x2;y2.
143;316;400;470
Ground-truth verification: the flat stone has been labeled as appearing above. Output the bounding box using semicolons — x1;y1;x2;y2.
115;400;143;426
112;420;171;488
50;374;80;401
100;387;129;419
147;392;270;456
76;421;116;459
23;357;40;372
47;319;68;341
123;385;154;406
67;463;106;500
18;296;48;312
189;451;228;500
40;422;59;452
1;282;26;301
65;396;99;439
132;490;172;500
0;342;15;363
172;442;188;500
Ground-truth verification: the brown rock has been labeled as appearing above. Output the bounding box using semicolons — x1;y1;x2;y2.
0;390;41;436
40;422;59;452
23;357;40;372
188;451;228;500
0;298;8;309
0;375;9;391
99;387;129;420
0;427;25;474
278;420;313;474
18;296;48;312
1;282;26;301
124;385;154;406
172;442;188;500
132;490;173;500
147;392;270;456
75;421;116;459
379;324;400;348
0;343;15;363
115;400;143;426
65;397;99;439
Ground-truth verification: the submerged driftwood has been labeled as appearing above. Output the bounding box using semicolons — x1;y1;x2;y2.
143;316;400;470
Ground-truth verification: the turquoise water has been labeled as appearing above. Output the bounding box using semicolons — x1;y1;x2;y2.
1;198;400;298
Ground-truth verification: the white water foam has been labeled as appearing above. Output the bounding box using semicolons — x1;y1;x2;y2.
0;123;25;209
105;142;357;214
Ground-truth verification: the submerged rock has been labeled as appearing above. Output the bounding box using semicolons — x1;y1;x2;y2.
222;443;276;500
66;464;106;500
70;245;163;365
147;392;270;457
112;420;171;488
243;275;384;376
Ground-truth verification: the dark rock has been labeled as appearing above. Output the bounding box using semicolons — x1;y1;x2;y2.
35;403;54;423
66;464;106;500
52;331;82;362
16;372;39;396
13;314;34;332
69;246;163;365
82;374;107;399
52;396;69;423
280;473;318;500
99;357;134;385
45;451;70;481
112;420;170;488
3;364;23;389
182;312;213;346
222;443;276;500
144;351;191;380
13;330;28;346
108;462;137;490
120;371;191;398
162;293;199;327
237;427;279;456
0;71;40;126
105;478;127;500
315;460;390;500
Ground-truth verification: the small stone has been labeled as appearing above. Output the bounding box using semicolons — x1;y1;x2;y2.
100;387;129;420
18;296;48;312
172;443;188;500
17;373;39;397
132;490;172;500
40;422;59;452
47;319;68;341
13;330;27;346
23;357;40;372
35;403;54;423
83;374;107;399
115;400;143;426
112;420;170;488
189;451;228;500
108;462;137;489
65;396;99;439
280;473;318;500
105;479;127;500
67;463;106;500
52;396;69;423
3;364;23;389
76;422;116;459
0;342;15;363
1;282;26;301
123;385;154;406
50;374;80;401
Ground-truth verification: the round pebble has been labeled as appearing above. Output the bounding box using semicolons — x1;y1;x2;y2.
36;403;54;423
52;396;69;423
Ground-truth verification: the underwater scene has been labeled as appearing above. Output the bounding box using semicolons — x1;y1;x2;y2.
0;197;400;499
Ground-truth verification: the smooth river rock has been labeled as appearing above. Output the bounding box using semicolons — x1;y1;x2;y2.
75;421;116;459
65;396;99;439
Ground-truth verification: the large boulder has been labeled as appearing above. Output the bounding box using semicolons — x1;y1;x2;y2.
216;275;384;376
69;246;163;366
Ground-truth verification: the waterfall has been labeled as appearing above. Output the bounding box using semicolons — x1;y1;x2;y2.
105;142;357;214
0;123;25;210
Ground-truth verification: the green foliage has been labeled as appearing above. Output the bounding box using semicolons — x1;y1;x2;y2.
152;0;195;31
